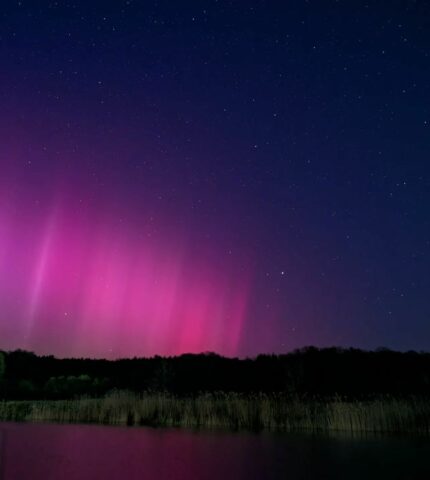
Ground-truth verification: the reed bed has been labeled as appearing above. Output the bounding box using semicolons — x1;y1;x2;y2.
0;392;428;434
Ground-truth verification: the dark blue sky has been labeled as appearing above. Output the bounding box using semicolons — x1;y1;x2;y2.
0;1;429;356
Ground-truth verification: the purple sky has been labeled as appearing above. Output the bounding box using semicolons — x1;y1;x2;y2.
0;1;429;357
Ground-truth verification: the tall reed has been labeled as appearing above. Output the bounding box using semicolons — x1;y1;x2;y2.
0;392;428;434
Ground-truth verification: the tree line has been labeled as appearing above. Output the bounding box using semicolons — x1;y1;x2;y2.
0;347;429;400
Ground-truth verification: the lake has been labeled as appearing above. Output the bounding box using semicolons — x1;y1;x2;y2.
0;422;428;479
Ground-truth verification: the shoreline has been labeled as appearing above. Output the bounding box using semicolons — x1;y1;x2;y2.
0;392;428;435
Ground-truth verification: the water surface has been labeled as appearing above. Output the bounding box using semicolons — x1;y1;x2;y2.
0;422;428;479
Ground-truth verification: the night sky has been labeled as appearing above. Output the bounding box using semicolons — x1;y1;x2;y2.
0;1;429;358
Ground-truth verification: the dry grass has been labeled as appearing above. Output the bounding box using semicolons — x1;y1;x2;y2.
0;392;428;434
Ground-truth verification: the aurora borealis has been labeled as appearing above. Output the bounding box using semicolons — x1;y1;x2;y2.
0;175;251;357
0;1;429;358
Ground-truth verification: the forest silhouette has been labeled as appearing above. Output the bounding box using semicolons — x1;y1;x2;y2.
1;346;429;400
